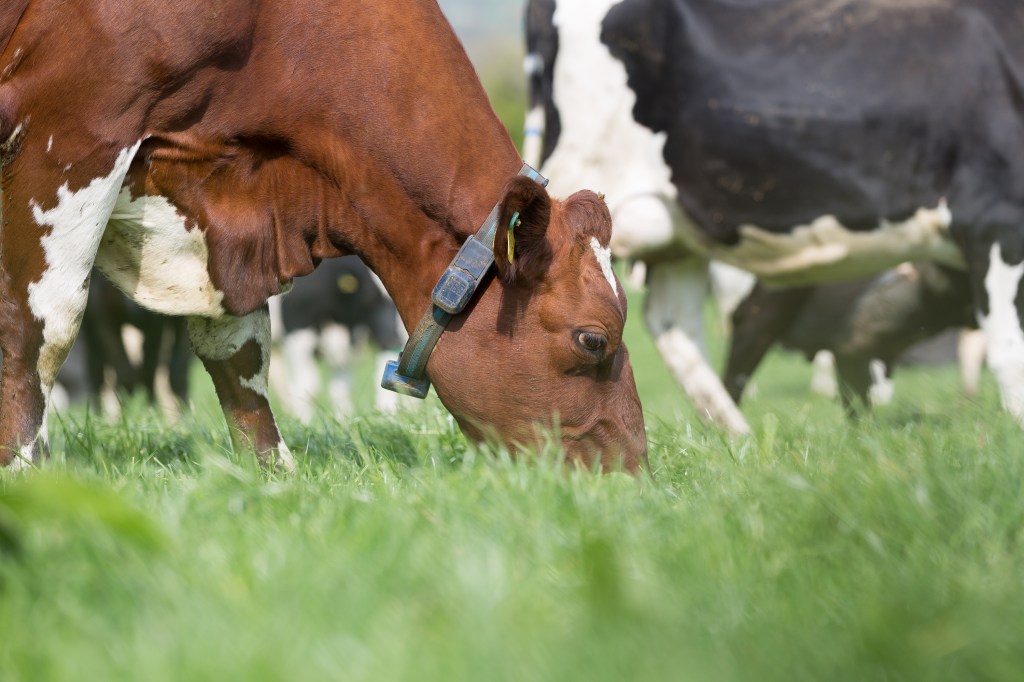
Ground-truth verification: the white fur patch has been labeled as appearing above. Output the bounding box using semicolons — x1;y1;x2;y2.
980;243;1024;422
542;0;679;261
28;142;141;389
96;189;225;316
707;200;964;286
188;308;272;399
590;237;618;298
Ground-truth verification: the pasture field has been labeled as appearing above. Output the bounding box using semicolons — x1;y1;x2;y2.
2;295;1024;682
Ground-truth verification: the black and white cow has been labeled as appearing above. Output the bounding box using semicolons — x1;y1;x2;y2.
268;256;408;423
525;0;1024;433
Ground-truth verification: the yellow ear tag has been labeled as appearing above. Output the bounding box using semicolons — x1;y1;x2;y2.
508;211;521;264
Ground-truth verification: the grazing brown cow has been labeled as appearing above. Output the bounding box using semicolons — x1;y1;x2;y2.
0;0;646;471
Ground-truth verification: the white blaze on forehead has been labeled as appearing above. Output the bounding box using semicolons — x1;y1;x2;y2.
590;237;618;298
28;142;141;389
96;189;225;317
980;243;1024;422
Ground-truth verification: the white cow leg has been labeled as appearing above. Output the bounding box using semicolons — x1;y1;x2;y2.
979;244;1024;423
809;351;839;398
188;306;295;472
958;328;987;397
645;259;751;435
867;359;894;406
320;323;354;419
280;329;321;424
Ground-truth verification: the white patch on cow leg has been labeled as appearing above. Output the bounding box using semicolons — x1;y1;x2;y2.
189;308;272;399
590;237;619;299
96;190;225;317
958;328;987;397
810;351;838;398
645;260;751;435
21;142;140;461
979;244;1024;422
29;143;141;392
867;359;894;406
189;308;293;471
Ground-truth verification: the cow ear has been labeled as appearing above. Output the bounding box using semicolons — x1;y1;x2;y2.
493;176;552;287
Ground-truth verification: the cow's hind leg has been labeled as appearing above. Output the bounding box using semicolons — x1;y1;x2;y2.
722;283;813;404
976;243;1024;422
188;307;295;471
645;258;751;435
0;140;139;468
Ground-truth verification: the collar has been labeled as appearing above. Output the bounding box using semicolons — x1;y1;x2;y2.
381;162;548;398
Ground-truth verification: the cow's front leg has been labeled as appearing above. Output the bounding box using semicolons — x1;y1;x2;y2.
645;258;751;435
1;139;139;468
976;243;1024;423
187;307;295;472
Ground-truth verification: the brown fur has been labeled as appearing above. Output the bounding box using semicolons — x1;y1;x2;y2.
0;0;647;471
494;176;553;287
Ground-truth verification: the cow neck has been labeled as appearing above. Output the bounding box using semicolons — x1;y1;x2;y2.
379;163;548;399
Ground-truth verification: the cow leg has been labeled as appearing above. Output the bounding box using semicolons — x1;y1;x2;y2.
280;328;321;424
139;319;163;403
0;142;140;468
167;317;191;403
320;323;354;419
810;351;839;398
976;243;1024;422
833;355;872;418
722;283;813;403
187;307;295;471
645;258;751;435
958;328;986;398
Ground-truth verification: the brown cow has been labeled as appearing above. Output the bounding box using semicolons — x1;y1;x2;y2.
0;0;646;471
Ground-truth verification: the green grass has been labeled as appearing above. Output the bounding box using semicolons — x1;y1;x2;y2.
3;294;1023;681
3;82;1024;679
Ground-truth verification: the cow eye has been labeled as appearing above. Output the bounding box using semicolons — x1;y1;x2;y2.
575;330;608;355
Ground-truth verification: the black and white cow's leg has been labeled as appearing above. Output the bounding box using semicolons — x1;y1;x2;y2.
0;138;140;468
722;283;814;404
833;355;873;418
975;242;1024;422
644;257;751;435
187;306;295;471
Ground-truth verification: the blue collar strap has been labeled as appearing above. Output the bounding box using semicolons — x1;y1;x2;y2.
381;162;548;398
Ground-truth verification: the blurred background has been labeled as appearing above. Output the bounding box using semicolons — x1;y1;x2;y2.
438;0;527;146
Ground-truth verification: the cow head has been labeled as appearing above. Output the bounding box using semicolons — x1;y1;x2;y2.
427;177;648;471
